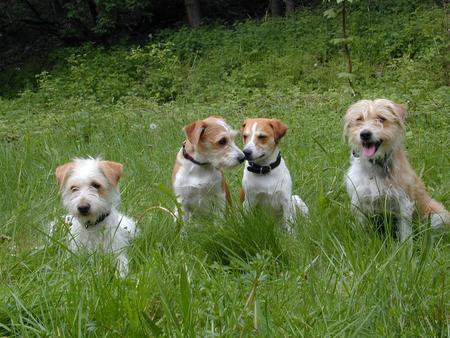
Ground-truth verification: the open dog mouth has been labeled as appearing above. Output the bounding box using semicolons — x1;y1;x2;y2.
361;140;382;157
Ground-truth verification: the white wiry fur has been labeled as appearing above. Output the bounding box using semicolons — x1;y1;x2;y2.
56;158;137;277
345;156;415;241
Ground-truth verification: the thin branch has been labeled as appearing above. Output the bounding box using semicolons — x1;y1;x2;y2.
341;0;356;95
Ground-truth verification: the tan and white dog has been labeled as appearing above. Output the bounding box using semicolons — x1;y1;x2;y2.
344;99;449;241
55;158;137;277
172;116;245;221
240;118;309;232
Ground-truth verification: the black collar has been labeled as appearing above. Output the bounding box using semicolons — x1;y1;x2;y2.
182;142;208;166
247;152;282;175
84;212;110;229
352;149;392;174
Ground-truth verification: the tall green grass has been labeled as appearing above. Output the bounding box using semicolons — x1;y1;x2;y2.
0;4;449;336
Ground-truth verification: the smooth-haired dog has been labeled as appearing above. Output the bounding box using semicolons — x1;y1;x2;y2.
55;158;137;277
344;99;449;241
172;116;245;221
240;118;309;232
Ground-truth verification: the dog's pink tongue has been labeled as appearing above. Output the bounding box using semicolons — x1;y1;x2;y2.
362;144;376;157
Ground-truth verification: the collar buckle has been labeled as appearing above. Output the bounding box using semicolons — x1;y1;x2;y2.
259;166;265;175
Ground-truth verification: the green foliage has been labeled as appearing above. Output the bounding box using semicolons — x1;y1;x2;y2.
0;4;449;336
0;0;155;43
126;43;185;101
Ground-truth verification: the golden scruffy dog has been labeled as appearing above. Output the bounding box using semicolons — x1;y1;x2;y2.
344;99;449;241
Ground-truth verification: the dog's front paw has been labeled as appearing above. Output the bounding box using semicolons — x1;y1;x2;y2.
292;195;309;217
282;222;296;236
431;213;450;232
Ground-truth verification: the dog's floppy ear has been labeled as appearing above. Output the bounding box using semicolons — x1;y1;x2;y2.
100;161;123;187
55;162;75;188
240;119;249;138
183;120;206;146
269;119;288;143
392;103;407;122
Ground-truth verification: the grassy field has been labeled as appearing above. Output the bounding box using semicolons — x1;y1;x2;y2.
0;4;449;336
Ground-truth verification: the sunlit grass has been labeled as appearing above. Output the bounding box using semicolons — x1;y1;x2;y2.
0;6;449;336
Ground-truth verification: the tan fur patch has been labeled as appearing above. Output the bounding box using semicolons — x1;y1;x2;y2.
240;186;245;203
221;172;232;206
384;150;448;221
55;162;76;188
184;121;206;146
241;118;288;146
172;155;182;186
100;161;123;187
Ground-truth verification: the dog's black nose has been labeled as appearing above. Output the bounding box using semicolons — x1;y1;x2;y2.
243;149;252;159
78;204;91;215
238;154;246;163
360;130;372;141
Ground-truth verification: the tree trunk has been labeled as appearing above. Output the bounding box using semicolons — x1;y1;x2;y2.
85;0;98;26
284;0;295;16
185;0;201;27
270;0;282;17
52;0;65;19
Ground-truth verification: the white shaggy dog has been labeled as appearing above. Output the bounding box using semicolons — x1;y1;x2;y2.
55;158;137;277
172;116;245;222
240;118;309;233
344;99;449;241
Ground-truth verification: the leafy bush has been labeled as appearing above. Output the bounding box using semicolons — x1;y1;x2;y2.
0;4;447;138
0;4;449;337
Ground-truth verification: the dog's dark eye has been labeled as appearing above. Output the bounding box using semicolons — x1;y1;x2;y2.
378;116;386;123
218;138;228;146
91;182;101;189
243;135;248;140
70;186;79;192
356;116;363;122
258;135;267;140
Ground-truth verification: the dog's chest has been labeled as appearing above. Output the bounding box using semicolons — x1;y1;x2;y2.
68;216;133;253
175;167;225;211
243;165;291;210
175;169;223;196
346;161;405;210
